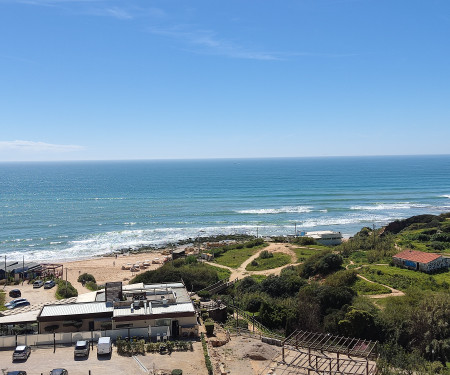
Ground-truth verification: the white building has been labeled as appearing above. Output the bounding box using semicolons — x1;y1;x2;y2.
305;231;343;246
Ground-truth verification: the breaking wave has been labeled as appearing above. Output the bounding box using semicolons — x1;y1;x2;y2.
350;203;431;211
236;206;313;214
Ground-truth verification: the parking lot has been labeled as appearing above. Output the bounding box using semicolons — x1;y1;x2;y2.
0;342;205;375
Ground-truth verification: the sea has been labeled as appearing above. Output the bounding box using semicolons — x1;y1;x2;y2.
1;155;450;262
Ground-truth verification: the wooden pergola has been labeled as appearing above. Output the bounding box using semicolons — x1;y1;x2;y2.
261;330;379;375
283;330;378;360
38;263;64;278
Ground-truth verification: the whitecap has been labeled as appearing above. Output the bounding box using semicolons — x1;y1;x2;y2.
236;206;313;214
350;203;430;211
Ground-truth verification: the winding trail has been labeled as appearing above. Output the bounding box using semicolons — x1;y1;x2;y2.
356;274;405;299
205;243;302;281
347;259;404;299
208;242;405;301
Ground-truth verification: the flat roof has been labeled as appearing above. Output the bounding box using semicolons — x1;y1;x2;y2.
76;291;99;303
0;310;40;325
123;282;191;303
113;302;195;318
39;302;113;318
306;231;342;236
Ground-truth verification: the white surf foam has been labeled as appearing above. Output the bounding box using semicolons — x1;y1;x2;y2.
440;195;450;199
236;206;313;214
350;203;430;211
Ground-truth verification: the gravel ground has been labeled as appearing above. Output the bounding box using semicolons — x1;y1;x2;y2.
0;342;206;375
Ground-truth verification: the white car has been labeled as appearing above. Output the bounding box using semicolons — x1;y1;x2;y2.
33;280;44;288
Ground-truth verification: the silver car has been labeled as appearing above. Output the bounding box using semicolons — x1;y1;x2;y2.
12;345;31;360
74;340;90;357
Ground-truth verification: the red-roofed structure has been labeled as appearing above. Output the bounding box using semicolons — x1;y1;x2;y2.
393;249;449;273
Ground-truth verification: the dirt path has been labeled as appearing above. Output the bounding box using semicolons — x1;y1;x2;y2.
356;274;405;299
206;243;301;281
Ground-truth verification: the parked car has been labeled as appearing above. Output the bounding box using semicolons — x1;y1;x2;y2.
74;340;90;357
6;299;30;309
12;345;31;360
49;369;68;375
33;280;44;288
6;371;27;375
97;336;112;355
4;298;27;308
9;289;21;298
44;280;55;289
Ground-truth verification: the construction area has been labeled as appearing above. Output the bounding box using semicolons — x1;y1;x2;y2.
205;321;378;375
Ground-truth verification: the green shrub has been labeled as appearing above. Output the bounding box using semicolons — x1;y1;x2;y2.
201;333;213;375
77;273;96;284
85;281;98;291
260;250;273;259
172;370;183;375
198;290;211;299
56;279;78;299
44;324;59;332
201;312;209;321
204;320;215;336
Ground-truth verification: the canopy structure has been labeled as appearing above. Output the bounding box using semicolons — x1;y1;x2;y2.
283;330;378;360
261;330;379;375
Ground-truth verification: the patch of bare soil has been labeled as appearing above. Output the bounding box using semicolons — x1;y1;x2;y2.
210;334;280;375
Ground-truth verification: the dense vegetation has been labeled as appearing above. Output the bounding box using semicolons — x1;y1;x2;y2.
131;256;219;291
215;214;450;373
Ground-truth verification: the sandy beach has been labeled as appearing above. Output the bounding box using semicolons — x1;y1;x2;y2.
61;250;168;294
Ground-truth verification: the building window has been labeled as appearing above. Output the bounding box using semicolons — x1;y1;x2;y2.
155;319;171;327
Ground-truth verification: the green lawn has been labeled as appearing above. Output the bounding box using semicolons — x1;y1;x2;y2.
293;248;318;262
245;252;291;271
214;244;266;268
353;278;391;295
203;263;231;281
359;265;450;292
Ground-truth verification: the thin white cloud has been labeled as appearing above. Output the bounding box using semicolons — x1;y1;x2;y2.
0;140;84;152
148;26;280;61
104;6;132;19
4;0;165;20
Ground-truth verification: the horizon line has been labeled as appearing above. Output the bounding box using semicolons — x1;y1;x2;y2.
0;153;449;163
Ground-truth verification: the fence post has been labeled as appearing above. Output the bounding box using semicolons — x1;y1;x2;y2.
53;332;56;353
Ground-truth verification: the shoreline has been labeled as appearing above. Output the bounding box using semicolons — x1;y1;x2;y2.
60;248;172;293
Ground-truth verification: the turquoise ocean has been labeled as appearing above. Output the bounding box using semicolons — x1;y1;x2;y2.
1;155;450;262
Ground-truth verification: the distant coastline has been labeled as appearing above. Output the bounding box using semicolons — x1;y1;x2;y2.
1;155;450;262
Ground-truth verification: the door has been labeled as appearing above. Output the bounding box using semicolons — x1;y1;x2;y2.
171;320;179;338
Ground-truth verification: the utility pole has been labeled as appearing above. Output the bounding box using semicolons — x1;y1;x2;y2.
372;224;376;249
256;226;259;238
22;255;25;285
4;255;6;287
295;223;297;236
65;268;68;296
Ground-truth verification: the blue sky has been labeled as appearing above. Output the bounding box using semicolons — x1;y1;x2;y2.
1;0;449;161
